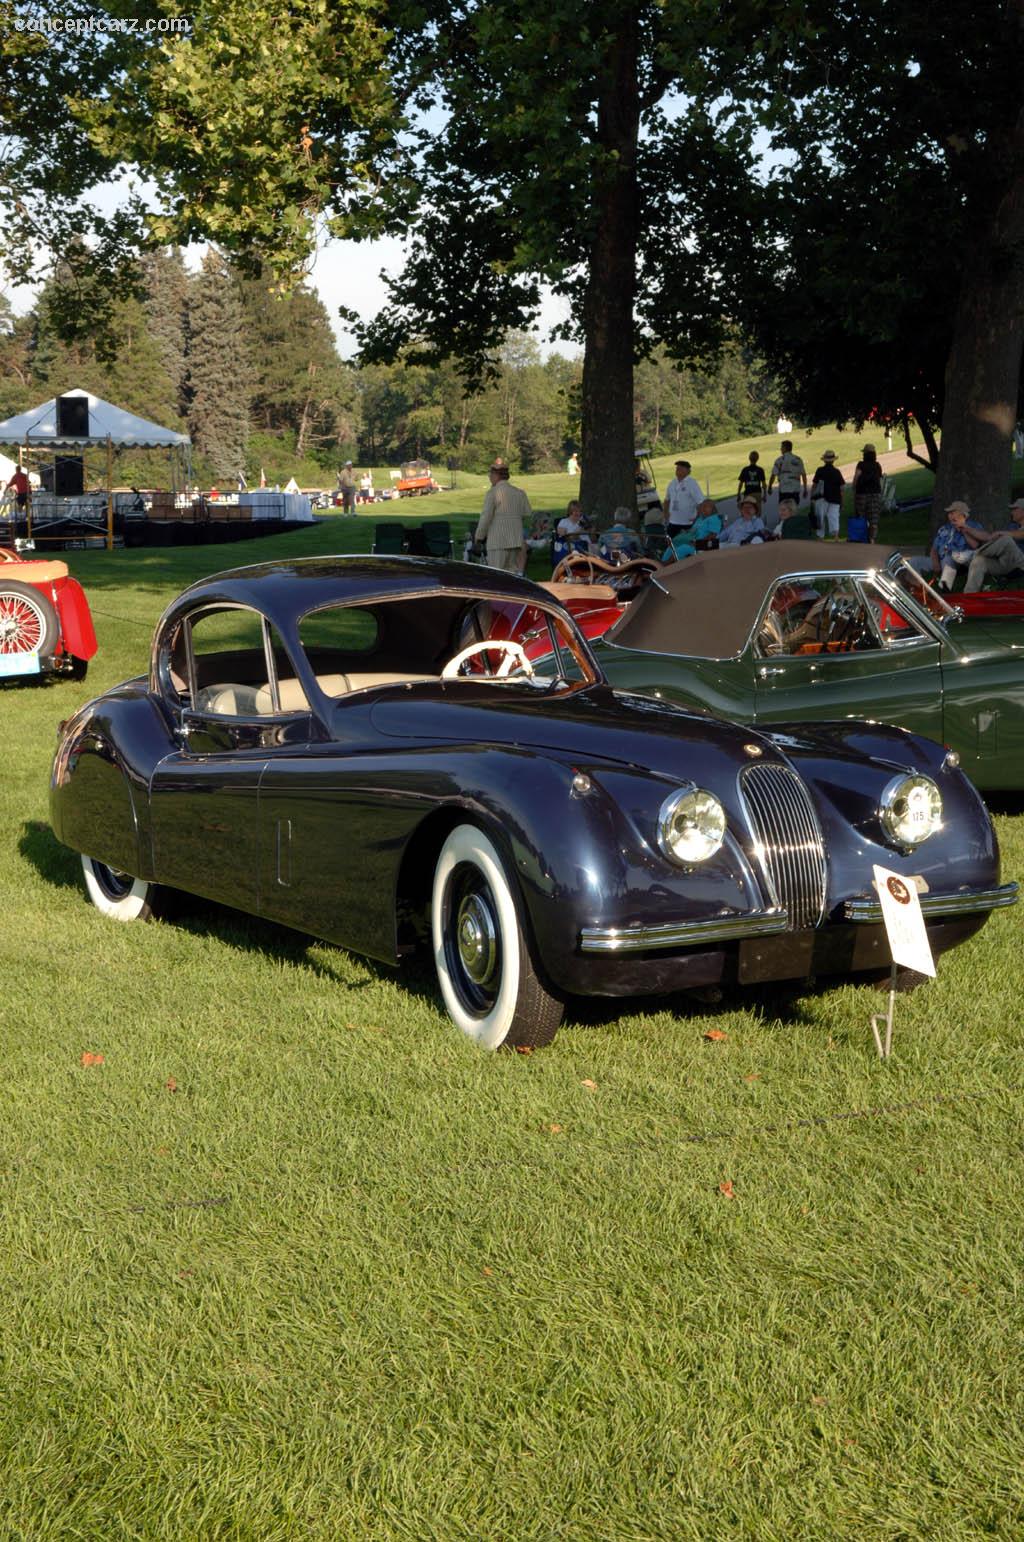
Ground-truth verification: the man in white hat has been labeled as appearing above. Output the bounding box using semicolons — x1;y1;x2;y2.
809;449;846;539
963;497;1024;591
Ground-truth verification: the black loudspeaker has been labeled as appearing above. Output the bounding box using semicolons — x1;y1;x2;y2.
55;456;84;496
56;394;89;438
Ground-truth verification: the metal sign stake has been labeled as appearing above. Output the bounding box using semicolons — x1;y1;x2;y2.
870;962;898;1059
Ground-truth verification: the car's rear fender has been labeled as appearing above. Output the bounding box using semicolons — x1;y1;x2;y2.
53;576;98;661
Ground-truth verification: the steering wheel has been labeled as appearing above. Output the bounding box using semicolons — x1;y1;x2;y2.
551;552;658;588
442;638;535;680
551;552;600;584
822;593;867;648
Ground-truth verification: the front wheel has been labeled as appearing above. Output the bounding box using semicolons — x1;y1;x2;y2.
81;854;158;922
431;825;564;1049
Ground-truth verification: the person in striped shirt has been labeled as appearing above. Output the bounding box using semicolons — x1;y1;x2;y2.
475;462;531;572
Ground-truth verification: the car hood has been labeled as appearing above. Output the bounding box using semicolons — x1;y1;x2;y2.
367;683;915;786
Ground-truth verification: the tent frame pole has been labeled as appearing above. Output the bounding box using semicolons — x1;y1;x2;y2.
106;435;114;551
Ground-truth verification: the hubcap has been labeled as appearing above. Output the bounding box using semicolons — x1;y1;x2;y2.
444;862;503;1015
456;892;498;988
92;861;134;900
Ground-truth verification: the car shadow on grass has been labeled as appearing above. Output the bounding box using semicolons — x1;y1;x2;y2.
20;818;382;990
21;818;863;1036
985;791;1024;817
19;819;81;889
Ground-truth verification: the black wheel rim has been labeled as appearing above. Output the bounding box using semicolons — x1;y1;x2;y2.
443;861;502;1017
91;861;135;901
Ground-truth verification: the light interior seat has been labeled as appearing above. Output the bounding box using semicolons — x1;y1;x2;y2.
252;672;438;713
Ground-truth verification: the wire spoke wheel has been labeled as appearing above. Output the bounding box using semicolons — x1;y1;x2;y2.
0;589;46;653
0;581;60;657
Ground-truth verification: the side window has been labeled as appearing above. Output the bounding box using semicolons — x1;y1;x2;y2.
757;577;881;657
190;607;270;715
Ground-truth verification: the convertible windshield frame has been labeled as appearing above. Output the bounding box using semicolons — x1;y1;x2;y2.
882;561;962;638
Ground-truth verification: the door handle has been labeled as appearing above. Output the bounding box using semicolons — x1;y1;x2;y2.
758;666;785;679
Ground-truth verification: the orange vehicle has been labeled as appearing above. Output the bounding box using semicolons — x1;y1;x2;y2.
394;459;440;497
0;545;98;681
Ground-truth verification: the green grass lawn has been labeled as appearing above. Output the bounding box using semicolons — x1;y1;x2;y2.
2;510;1023;1537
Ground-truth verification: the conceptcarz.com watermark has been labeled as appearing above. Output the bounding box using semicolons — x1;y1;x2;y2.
14;13;193;35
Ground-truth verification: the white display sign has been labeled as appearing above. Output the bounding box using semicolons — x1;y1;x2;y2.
872;865;936;978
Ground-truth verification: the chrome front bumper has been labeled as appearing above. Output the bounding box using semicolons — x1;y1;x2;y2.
579;908;789;954
843;883;1018;923
578;883;1017;955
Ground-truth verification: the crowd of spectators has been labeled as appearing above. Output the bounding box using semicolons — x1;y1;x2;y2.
467;447;1024;597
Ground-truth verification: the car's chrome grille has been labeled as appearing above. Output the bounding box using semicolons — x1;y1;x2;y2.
739;764;827;930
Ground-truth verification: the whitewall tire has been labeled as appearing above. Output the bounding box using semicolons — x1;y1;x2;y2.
81;854;157;922
431;824;563;1050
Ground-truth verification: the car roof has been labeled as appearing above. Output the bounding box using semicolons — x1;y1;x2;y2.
174;554;555;617
606;541;904;657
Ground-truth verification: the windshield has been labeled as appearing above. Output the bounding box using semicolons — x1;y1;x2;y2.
293;591;597;701
887;557;959;624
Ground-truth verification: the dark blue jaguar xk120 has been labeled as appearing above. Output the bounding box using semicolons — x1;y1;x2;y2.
51;557;1015;1049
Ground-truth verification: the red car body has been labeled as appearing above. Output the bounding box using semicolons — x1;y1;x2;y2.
0;547;98;681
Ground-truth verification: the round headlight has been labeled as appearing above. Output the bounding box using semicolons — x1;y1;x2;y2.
658;787;726;865
880;773;943;848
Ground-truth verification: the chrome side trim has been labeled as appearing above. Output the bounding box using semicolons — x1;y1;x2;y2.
844;883;1018;923
579;908;789;954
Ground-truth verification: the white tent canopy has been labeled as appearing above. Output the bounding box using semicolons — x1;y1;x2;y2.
0;451;40;487
0;388;190;449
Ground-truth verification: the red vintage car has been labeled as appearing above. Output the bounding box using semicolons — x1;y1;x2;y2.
0;546;98;682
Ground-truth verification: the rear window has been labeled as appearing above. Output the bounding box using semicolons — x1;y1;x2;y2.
299;606;379;654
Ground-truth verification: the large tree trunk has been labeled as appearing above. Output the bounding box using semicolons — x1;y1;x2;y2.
932;25;1024;528
579;17;640;527
932;239;1024;526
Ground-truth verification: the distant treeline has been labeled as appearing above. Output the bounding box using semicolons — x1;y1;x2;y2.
0;249;779;487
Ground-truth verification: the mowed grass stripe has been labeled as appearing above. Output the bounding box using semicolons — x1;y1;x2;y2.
1;517;1022;1538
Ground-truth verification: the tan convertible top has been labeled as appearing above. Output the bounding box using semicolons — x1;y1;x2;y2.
606;541;903;658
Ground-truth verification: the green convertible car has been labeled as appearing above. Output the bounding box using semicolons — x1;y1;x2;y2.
582;544;1024;791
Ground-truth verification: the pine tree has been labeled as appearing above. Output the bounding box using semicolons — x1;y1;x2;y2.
186;252;252;480
141;250;190;419
238;277;354;456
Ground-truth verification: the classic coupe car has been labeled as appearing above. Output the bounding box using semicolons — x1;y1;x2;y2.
0;545;97;681
51;556;1015;1050
559;543;1024;791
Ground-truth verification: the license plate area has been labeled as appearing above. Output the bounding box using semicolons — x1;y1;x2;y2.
0;652;41;678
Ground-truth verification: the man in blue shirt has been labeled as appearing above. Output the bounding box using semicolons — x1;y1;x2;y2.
929;501;987;591
963;498;1024;591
